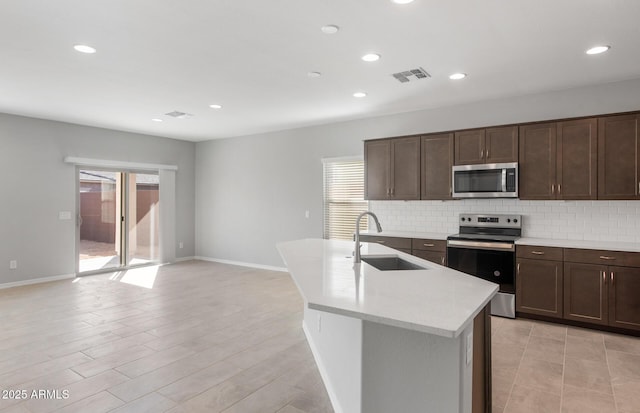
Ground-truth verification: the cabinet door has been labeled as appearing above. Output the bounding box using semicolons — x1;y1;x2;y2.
412;249;446;266
390;136;421;200
609;266;640;331
365;140;390;200
598;114;640;199
454;129;485;165
421;133;454;200
557;118;598;200
563;262;608;325
485;126;518;163
516;258;563;318
519;123;556;199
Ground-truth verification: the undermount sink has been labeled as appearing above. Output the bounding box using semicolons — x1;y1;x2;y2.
361;255;427;271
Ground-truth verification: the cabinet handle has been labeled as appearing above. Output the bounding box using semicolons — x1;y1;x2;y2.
390;188;394;196
602;270;606;283
486;149;489;159
551;184;555;194
423;243;435;247
377;240;385;244
599;256;616;260
517;263;520;273
531;251;545;255
558;183;561;194
611;271;614;285
441;257;445;265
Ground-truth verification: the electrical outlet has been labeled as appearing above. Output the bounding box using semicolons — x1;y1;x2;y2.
9;260;17;270
179;242;184;249
305;210;310;219
58;211;72;220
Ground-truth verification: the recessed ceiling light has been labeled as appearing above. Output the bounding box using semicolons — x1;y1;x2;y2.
362;53;381;62
209;104;223;109
73;44;96;54
586;45;610;55
307;71;322;78
321;25;339;34
151;118;163;122
449;73;467;80
391;0;415;4
353;92;367;98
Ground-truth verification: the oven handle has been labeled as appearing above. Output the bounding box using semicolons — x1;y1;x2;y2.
447;239;515;252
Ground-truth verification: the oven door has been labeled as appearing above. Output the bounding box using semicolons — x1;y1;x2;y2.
447;239;516;318
446;240;515;293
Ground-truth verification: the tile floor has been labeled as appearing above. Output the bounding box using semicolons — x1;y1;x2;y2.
492;315;640;413
0;260;639;413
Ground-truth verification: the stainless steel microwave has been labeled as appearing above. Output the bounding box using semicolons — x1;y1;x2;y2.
452;162;518;198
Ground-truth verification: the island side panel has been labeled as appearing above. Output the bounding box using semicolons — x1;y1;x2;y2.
302;307;363;413
361;320;473;413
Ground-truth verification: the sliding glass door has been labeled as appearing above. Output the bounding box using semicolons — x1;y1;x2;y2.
78;169;159;274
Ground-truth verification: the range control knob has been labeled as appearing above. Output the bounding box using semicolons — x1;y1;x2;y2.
507;219;511;223
461;217;465;221
514;218;518;223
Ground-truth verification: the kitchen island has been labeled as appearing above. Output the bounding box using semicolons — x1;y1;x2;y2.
277;238;498;413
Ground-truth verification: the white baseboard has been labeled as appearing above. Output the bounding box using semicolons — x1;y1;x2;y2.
302;321;343;413
174;256;196;262
0;273;76;290
194;256;288;272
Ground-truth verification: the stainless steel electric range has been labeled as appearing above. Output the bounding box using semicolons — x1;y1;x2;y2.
446;213;522;318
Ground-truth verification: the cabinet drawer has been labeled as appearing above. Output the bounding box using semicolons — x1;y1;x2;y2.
359;235;412;250
516;245;563;261
564;248;640;267
412;238;446;252
412;250;446;266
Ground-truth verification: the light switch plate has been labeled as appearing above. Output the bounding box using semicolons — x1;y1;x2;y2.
59;211;72;220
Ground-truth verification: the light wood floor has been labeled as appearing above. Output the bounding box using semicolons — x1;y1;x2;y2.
1;260;639;413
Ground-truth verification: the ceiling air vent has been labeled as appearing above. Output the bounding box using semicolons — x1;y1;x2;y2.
392;67;431;83
165;110;194;119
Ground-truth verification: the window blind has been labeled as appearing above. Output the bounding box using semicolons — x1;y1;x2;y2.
323;159;368;240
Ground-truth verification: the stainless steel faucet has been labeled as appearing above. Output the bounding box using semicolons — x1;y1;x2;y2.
354;211;383;263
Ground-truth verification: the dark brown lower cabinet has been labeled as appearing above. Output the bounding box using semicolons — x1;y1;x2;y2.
473;304;491;413
563;262;608;325
411;238;447;266
609;266;640;331
516;258;563;318
412;250;446;266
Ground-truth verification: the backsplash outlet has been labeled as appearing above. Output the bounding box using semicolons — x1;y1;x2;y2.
369;200;640;244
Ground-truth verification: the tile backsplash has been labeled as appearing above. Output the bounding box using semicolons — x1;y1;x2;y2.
369;199;640;243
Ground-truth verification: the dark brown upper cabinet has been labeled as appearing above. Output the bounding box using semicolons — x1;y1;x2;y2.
454;126;518;165
598;114;640;199
365;136;420;200
421;133;454;200
519;123;556;199
519;118;597;200
556;118;598;199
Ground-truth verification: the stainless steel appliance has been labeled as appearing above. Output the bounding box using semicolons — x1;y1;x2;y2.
452;162;518;198
447;213;521;318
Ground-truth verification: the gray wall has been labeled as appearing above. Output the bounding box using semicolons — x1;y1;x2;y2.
195;77;640;268
0;113;196;284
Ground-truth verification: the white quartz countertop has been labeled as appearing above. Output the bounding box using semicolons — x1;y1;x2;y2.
359;230;450;240
277;238;498;338
516;237;640;253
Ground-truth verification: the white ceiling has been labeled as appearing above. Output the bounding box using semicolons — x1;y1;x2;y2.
1;1;639;142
